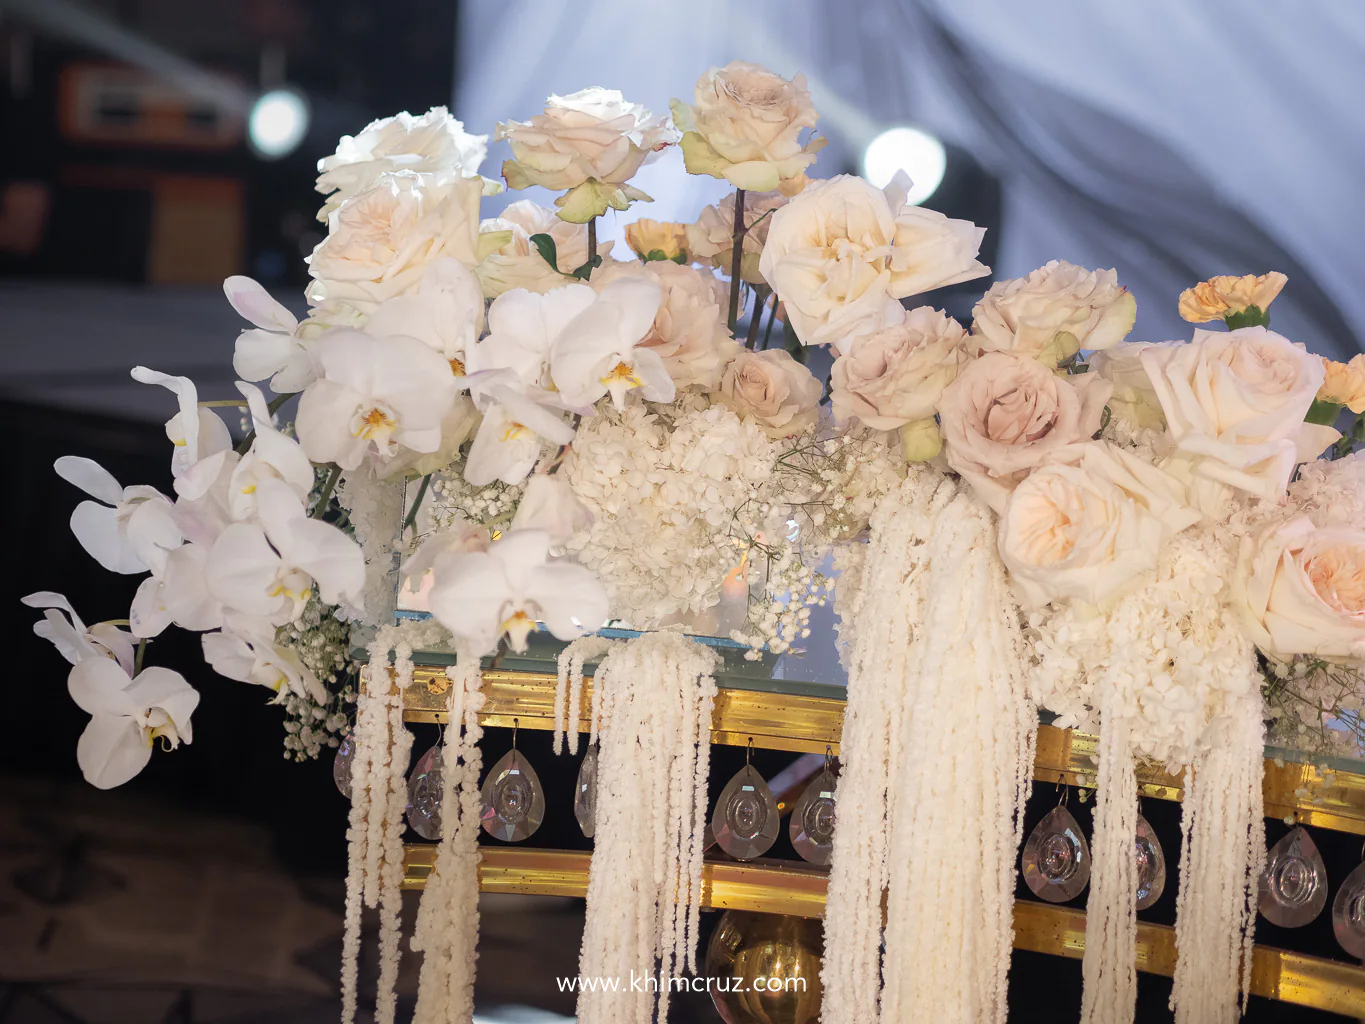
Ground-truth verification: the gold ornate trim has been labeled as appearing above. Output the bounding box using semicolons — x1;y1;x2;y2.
405;666;1365;834
402;844;1365;1015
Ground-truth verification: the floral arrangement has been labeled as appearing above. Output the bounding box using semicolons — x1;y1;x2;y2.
22;53;1365;1024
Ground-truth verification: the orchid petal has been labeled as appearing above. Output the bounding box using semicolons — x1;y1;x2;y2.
76;714;152;789
160;543;225;632
594;276;662;347
427;550;514;655
223;276;298;333
282;518;366;609
295;379;370;470
68;657;138;718
54;456;123;505
205;524;284;619
87;623;137;675
234;328;298;383
70;500;147;574
130;576;173;639
631;346;677;404
527;562;609;640
125;666;199;740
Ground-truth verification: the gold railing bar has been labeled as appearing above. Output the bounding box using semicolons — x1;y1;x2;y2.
402;844;1365;1015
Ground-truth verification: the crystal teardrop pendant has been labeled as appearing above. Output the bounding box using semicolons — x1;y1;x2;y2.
711;764;779;861
575;744;598;838
1332;860;1365;957
1134;814;1166;910
789;768;837;866
406;744;444;841
333;733;354;798
1021;805;1091;902
1260;826;1328;927
480;748;545;842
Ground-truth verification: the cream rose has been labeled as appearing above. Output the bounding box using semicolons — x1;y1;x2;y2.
938;352;1111;511
971;261;1136;365
1178;272;1288;324
1140;326;1340;506
759;174;988;350
1319;354;1365;414
475;200;614;298
715;348;822;438
496;88;679;222
687;189;788;284
1088;341;1172;430
592;260;738;390
306;171;494;322
830;306;968;430
1233;515;1365;662
670;61;825;192
624;219;688;261
314;107;492;220
999;441;1201;608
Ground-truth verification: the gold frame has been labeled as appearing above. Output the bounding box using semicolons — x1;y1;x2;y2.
405;666;1365;835
401;845;1365;1016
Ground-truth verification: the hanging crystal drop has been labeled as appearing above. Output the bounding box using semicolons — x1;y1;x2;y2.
333;733;354;798
1332;861;1365;957
1260;826;1328;927
1021;805;1091;902
711;764;779;861
480;748;545;842
789;768;837;866
575;744;598;838
406;744;444;841
1134;814;1166;910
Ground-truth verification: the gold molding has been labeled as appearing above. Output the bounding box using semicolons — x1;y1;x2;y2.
405;666;1365;835
402;844;1365;1015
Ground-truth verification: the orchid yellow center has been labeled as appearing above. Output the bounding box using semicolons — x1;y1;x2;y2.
500;609;536;651
501;421;531;442
449;357;465;376
353;405;397;440
600;360;642;389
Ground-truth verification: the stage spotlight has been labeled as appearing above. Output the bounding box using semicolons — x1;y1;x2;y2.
862;126;947;204
249;87;310;160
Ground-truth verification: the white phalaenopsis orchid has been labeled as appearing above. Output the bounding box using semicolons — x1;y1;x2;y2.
462;374;576;486
427;528;608;654
364;258;485;372
467;284;598;393
295;329;457;470
229;382;316;520
202;626;326;703
509;473;592;547
225;276;317;393
24;591;135;674
130;366;233;479
67;656;199;789
550;276;674;410
54;456;180;574
129;541;229;638
205;477;365;625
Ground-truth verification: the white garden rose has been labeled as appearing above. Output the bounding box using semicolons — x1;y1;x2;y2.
496;89;679;223
830;306;968;430
999;441;1201;608
938;352;1111;511
759;174;988;350
1088;341;1172;430
1140;326;1340;507
715;348;822;438
687;189;788;284
1233;515;1365;662
971;261;1136;366
306;171;499;324
670;61;824;192
314;107;492;219
475;200;614;298
591;260;739;390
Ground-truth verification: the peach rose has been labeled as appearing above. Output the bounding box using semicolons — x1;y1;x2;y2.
938;352;1111;511
830;307;968;430
624;218;689;261
1178;272;1287;324
715;349;822;438
1233;515;1365;662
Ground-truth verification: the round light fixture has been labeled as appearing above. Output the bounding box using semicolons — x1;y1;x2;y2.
862;126;947;205
248;87;310;160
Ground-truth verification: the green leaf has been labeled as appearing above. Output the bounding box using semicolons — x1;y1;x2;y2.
643;249;670;263
1224;306;1270;330
570;254;603;281
528;233;560;272
1306;399;1344;426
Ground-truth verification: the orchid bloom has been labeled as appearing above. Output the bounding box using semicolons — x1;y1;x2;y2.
401;522;491;588
509;473;593;547
67;656;199;789
129;541;228;638
225;276;317;393
550;276;673;411
467;284;598;393
54;456;180;574
427;528;609;654
130;366;233;479
202;626;326;703
229;382;316;520
205;477;365;625
295;329;457;470
23;591;135;674
364;258;485;374
462;375;576;486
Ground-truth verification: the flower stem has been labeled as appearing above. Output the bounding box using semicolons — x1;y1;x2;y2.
761;296;779;349
402;474;432;535
746;286;770;348
587;218;597;265
726;189;748;332
311;464;342;519
134;638;146;675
